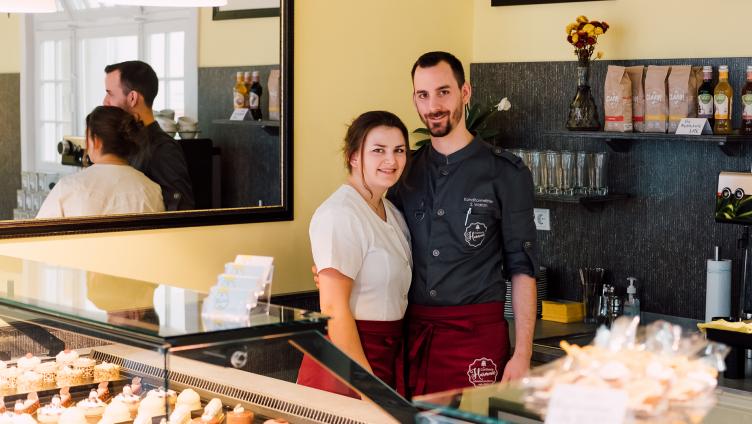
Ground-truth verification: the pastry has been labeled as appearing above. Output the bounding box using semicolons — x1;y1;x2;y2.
73;358;96;380
113;385;140;419
37;396;66;424
77;390;106;424
9;414;35;424
130;377;143;396
147;387;177;407
16;354;41;372
58;407;87;424
0;367;20;389
58;387;73;408
93;362;119;382
54;350;79;368
35;362;58;384
168;405;192;424
17;371;42;391
133;394;166;424
13;392;39;415
55;366;83;386
96;382;111;402
190;398;223;424
98;398;131;424
227;405;254;424
176;389;201;411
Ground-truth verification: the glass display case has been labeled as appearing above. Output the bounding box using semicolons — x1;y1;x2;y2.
0;255;415;423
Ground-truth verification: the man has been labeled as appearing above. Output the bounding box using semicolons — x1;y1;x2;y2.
103;60;195;211
387;51;538;396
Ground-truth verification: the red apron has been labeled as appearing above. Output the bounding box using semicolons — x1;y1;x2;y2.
407;302;510;396
297;319;404;398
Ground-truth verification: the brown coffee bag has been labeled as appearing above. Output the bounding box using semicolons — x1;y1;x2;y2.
626;66;645;132
268;69;281;121
604;65;633;132
645;65;671;133
668;65;692;133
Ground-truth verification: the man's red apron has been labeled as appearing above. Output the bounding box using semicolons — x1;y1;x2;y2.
297;319;404;398
407;302;510;396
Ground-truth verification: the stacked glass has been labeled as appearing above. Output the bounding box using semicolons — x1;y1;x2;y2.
507;149;609;196
15;172;61;219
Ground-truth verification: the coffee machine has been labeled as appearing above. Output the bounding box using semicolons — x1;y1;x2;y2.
57;136;88;167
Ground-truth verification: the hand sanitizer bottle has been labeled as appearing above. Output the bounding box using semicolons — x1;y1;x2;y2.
624;277;640;317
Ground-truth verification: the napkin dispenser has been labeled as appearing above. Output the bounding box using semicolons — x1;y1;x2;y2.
715;172;752;225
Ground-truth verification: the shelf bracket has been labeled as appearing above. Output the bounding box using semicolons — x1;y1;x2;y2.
604;138;633;153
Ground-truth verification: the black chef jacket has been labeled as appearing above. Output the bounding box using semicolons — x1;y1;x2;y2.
130;122;195;211
387;136;539;306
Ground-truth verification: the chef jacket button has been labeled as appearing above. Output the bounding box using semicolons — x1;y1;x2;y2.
432;249;440;257
524;241;533;249
440;169;449;176
437;208;445;216
429;289;437;297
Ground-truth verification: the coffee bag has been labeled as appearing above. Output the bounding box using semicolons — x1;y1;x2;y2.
268;69;281;121
626;66;645;132
604;65;633;132
668;65;692;133
645;65;671;133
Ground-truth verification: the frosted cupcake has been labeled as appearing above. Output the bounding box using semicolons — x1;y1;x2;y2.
73;358;96;380
114;385;140;419
97;399;131;424
176;388;201;411
77;390;106;424
37;396;66;424
55;366;83;386
58;407;87;424
0;367;20;389
93;362;120;381
13;392;39;415
54;350;79;368
17;370;43;391
133;394;166;424
35;362;58;384
147;387;177;407
16;354;41;372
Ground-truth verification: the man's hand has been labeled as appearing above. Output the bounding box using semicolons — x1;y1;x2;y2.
501;352;530;382
312;265;320;289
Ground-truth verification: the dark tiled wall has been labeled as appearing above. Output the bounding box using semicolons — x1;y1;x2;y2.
197;65;281;207
471;58;752;319
0;74;21;221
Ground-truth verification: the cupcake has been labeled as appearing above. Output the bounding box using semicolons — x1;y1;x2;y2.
73;358;96;380
133;394;166;424
35;362;58;384
190;398;223;424
16;354;40;372
37;396;66;424
114;385;140;419
98;399;131;424
17;370;42;391
58;387;73;408
93;362;119;382
55;366;83;387
227;405;254;424
168;405;192;424
0;367;20;389
176;389;201;411
54;350;79;368
77;390;106;424
13;392;39;415
147;387;177;407
58;407;87;424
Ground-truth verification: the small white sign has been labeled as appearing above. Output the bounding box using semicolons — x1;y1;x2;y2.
230;108;250;121
534;208;550;231
545;384;627;424
675;118;712;135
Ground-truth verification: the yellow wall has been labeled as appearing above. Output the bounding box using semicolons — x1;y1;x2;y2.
0;1;473;294
473;0;752;62
198;8;279;67
0;14;21;73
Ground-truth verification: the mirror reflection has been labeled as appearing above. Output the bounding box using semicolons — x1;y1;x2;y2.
7;1;283;221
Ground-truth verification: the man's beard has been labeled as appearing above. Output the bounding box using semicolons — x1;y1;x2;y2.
422;104;463;138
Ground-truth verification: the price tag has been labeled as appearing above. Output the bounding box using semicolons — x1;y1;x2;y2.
545;384;627;424
229;108;250;121
675;118;712;135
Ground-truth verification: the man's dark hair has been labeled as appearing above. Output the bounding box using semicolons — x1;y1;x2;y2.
104;60;159;107
411;51;465;88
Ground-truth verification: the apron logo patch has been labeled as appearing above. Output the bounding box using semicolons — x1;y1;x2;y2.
464;222;487;247
467;357;498;387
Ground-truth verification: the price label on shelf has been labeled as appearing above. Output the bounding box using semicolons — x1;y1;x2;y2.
676;118;712;135
229;108;250;121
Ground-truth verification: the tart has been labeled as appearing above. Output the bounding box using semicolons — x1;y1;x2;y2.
93;362;120;381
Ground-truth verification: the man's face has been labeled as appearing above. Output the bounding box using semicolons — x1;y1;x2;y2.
413;61;469;138
103;70;132;111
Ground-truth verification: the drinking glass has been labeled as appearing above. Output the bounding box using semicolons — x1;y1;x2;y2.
530;150;546;194
560;150;575;196
28;173;39;193
575;151;589;195
591;152;609;195
21;172;29;191
545;150;561;195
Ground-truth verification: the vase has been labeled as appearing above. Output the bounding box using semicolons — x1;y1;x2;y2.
566;65;601;131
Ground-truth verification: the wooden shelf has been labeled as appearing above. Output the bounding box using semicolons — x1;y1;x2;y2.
534;193;629;211
544;130;752;156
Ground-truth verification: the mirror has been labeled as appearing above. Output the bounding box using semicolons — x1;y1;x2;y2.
0;0;293;237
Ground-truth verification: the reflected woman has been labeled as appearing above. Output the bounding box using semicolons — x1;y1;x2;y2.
298;111;412;396
37;106;165;218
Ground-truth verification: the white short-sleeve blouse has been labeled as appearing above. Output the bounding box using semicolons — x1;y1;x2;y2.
309;184;412;321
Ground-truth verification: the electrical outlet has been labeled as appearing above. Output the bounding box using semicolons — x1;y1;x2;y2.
534;208;550;231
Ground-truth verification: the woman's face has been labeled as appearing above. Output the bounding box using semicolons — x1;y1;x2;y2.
351;125;407;192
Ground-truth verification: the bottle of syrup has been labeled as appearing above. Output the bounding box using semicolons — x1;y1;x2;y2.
742;65;752;134
713;65;733;135
697;66;714;128
249;71;263;120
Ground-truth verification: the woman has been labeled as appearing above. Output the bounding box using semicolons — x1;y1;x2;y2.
298;111;411;396
37;106;164;218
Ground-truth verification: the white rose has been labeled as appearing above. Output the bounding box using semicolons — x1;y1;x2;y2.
496;97;511;112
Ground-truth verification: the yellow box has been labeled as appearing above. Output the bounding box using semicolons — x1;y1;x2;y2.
541;300;585;323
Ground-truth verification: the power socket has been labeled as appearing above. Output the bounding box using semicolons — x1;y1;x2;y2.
534;208;550;231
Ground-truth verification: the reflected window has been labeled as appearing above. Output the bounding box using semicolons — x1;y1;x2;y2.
25;1;198;173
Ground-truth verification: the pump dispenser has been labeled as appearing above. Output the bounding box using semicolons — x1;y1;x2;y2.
624;277;640;317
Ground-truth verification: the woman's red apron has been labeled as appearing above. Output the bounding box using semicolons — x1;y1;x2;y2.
407;302;510;396
297;319;404;398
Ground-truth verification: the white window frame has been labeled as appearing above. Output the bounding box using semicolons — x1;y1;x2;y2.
21;3;198;173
